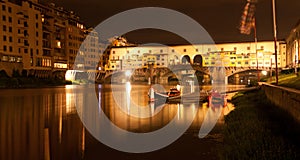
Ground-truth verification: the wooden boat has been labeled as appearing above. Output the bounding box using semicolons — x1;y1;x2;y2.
208;91;227;107
153;87;181;100
150;87;209;103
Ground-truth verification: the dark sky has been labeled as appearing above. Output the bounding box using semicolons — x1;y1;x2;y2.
40;0;300;44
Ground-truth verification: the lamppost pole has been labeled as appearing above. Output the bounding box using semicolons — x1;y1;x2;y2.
254;18;260;82
272;0;279;85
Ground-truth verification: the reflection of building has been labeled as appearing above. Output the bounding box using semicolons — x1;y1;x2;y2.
286;20;300;68
105;41;287;71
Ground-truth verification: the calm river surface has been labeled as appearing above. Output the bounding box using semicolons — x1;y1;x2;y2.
0;84;237;160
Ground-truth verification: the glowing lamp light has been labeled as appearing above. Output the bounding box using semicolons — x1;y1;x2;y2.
261;70;268;76
125;70;132;77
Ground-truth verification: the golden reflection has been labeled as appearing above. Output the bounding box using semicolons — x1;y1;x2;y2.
59;94;62;144
223;103;235;116
44;128;50;160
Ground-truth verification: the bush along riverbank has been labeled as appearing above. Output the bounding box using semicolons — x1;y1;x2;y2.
0;77;72;88
220;89;300;160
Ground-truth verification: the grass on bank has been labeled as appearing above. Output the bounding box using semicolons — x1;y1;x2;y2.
261;67;300;90
274;74;300;90
219;90;300;160
0;77;72;88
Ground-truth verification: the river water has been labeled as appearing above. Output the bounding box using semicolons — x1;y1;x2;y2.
0;84;237;160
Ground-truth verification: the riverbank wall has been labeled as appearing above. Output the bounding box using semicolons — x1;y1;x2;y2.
261;83;300;122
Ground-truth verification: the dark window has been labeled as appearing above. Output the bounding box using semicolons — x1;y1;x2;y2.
36;32;38;37
2;5;5;11
8;17;12;23
35;14;38;19
9;36;12;42
183;49;186;52
36;23;38;28
24;49;28;53
3;36;6;41
8;7;11;13
3;45;7;51
9;46;12;52
9;27;12;32
36;49;39;55
2;15;6;21
3;25;6;31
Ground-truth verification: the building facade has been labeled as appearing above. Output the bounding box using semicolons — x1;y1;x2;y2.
0;0;43;76
0;0;92;78
105;41;287;71
286;20;300;69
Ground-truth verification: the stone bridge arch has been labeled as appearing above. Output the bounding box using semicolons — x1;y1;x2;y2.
193;54;203;66
181;55;191;64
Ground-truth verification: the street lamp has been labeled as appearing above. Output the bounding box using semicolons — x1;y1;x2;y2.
272;0;279;85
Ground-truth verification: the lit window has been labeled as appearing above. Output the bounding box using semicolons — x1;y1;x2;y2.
2;56;8;61
57;41;61;48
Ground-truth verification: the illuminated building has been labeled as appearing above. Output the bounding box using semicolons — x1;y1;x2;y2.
286;20;300;69
105;41;287;71
0;0;86;78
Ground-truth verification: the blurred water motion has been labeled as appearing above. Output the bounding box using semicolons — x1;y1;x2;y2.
0;84;235;159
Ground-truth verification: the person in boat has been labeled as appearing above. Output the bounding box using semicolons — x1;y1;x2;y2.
168;84;181;97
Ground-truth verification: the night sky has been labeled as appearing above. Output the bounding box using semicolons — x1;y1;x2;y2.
40;0;300;44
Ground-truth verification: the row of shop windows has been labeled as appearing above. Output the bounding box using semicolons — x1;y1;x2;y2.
0;55;22;63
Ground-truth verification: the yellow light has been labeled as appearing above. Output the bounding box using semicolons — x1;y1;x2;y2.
261;70;268;76
57;41;61;48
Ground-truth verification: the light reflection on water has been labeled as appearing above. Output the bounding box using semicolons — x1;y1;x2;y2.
0;84;235;159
